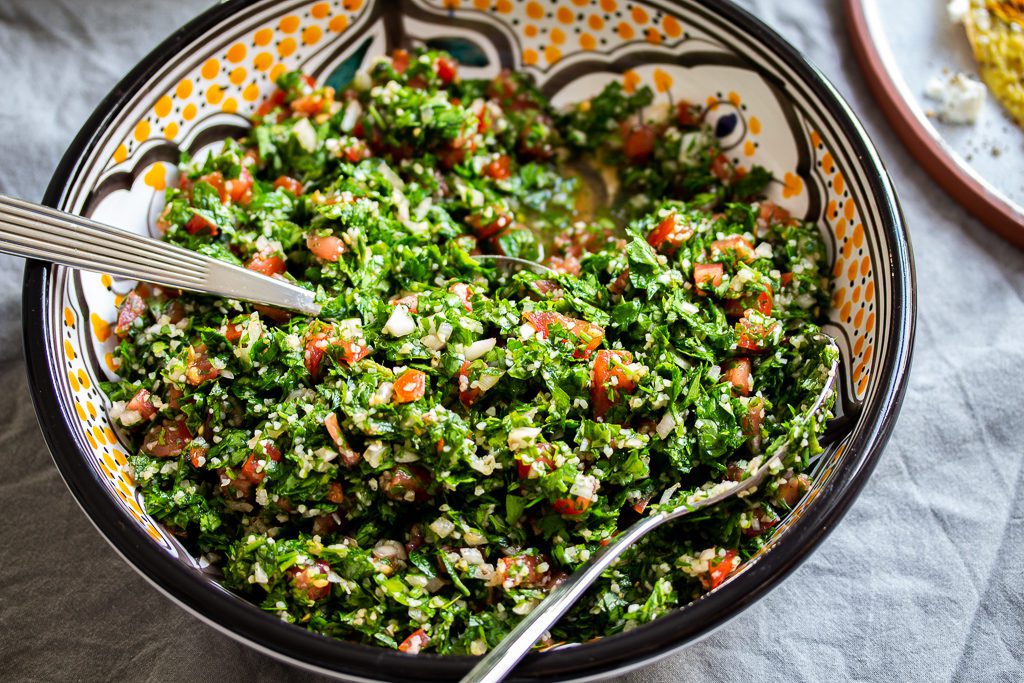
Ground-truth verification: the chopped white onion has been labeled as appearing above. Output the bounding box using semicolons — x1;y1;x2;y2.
383;305;415;337
656;412;677;439
507;427;541;451
430;517;455;539
292;117;318;153
464;338;495;361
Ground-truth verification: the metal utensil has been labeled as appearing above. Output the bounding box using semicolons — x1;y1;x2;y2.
0;195;554;317
463;336;840;683
0;194;321;315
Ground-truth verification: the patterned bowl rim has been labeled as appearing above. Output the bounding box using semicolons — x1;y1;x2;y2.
22;0;916;680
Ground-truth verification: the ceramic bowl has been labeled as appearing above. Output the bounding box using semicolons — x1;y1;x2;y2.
23;0;915;680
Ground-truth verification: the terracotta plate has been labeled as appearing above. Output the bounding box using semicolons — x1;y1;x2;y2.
846;0;1024;246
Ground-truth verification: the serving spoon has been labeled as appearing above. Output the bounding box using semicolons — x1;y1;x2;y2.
463;336;839;683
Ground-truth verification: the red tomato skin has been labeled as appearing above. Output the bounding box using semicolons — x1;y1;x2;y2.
246;254;287;277
552;496;591;516
393;369;426;404
306;234;346;262
703;549;738;590
141;418;192;458
398;628;430;654
694;263;724;294
115;289;147;337
722;358;752;396
273;175;303;195
591;349;636;421
126;389;158;421
623;125;656;162
457;361;480;408
484;155;512;180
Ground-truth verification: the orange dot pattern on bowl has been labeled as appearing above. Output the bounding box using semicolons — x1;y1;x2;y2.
58;291;169;546
810;129;876;399
429;0;687;65
107;0;371;166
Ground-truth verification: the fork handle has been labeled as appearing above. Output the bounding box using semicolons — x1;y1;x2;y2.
0;194;319;315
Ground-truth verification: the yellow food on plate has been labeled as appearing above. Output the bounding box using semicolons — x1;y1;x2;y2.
962;1;1024;126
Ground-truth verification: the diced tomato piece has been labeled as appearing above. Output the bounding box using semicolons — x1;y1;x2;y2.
287;560;332;601
722;358;752;396
326;481;345;505
434;55;457;84
312;513;340;536
253;304;292;324
484;154;512;180
523;311;604;359
780;272;794;287
141;417;192;458
292;92;330;116
710;235;756;263
623;124;656;162
676;100;699;127
225;167;253;204
742;398;765;438
494;554;545;589
343;141;370;163
323;412;360;467
304;330;331;380
255;89;286;118
155;204;173;233
724;286;773;318
516;443;555;479
694;263;724;294
552;496;591;516
246;253;286;277
339;340;371;365
273;175;303;195
114;289;147;337
632;494;653;514
591;349;637;421
702;549;738;590
306;234;346;262
240;442;282;484
381;465;432;502
223;323;244;343
742;506;779;538
185;344;219;386
710;153;734;182
165;300;186;324
546;255;581;276
758;201;792;228
197;171;229;203
185;213;218;236
466;211;512;239
449;282;473;311
456;361;480;408
187;445;207;468
389;294;420;314
736;313;778;352
393;369;426;404
391;49;410;75
646;213;693;250
777;473;810;507
398;628;430;654
126;388;158;422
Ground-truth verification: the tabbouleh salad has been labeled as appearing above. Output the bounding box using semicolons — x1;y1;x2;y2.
105;49;837;655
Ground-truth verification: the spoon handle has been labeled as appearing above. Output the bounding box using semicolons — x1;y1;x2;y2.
0;194;319;315
461;511;667;683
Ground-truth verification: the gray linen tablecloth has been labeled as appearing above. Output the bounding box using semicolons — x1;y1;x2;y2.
2;1;1022;680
